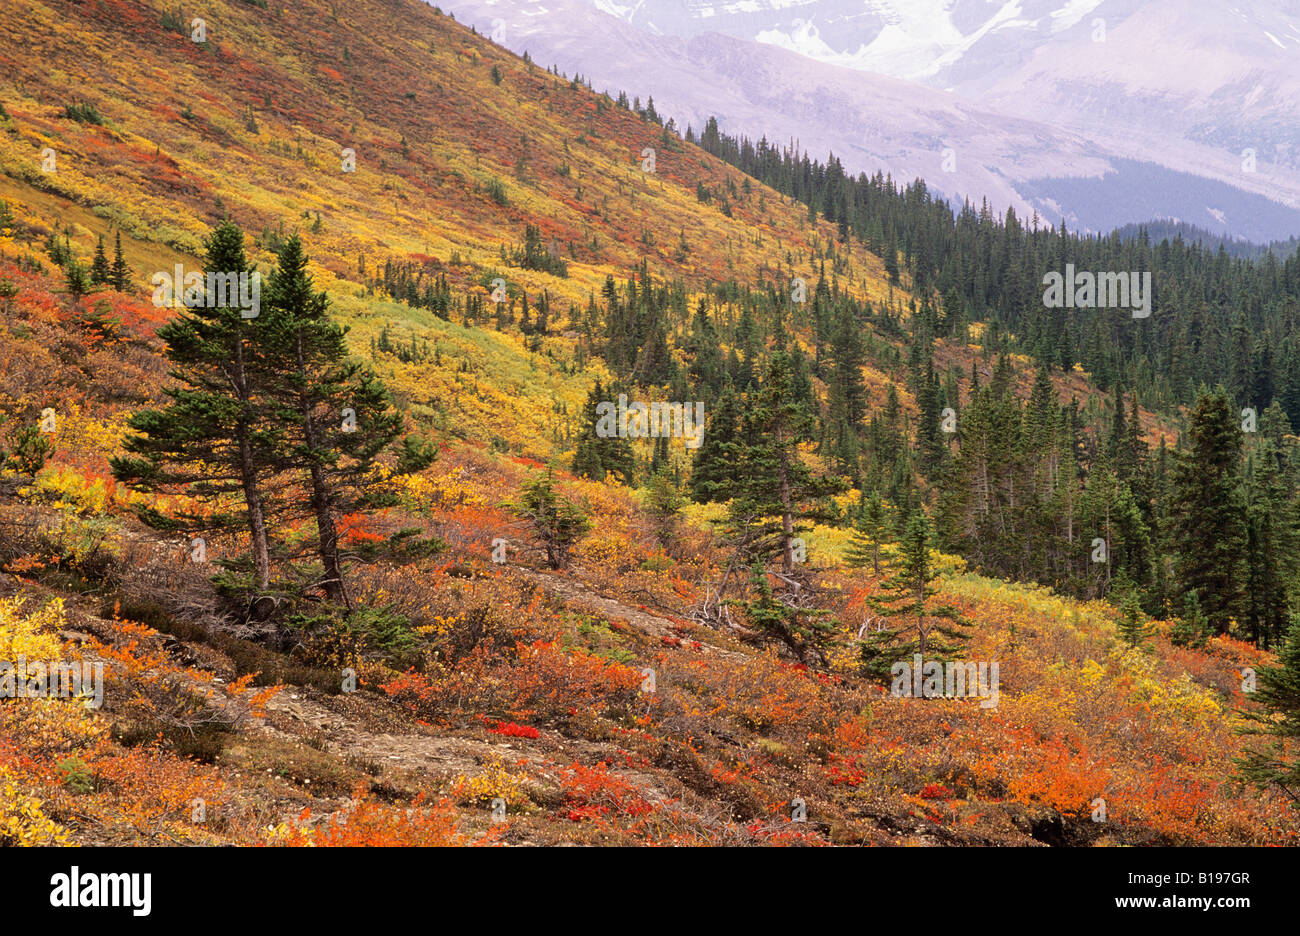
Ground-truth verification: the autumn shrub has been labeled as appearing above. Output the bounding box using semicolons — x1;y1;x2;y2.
0;597;105;756
287;603;421;670
84;744;229;838
555;760;654;823
90;614;278;762
382;637;642;728
42;510;121;583
451;760;533;810
267;789;498;846
418;604;517;666
63;101;103;125
488;719;540;739
0;765;69;845
107;597;343;694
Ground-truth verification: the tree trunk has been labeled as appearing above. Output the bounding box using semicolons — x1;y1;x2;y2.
234;330;271;589
238;435;272;590
296;333;346;603
780;457;794;574
310;461;345;603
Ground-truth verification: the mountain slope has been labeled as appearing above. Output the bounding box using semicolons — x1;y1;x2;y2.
0;0;902;454
0;0;1295;849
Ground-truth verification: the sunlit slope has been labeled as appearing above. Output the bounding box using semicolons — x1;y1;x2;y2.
0;0;894;304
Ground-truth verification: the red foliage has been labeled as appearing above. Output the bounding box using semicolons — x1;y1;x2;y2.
489;720;540;739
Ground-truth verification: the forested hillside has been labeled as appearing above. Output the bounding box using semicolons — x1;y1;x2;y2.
0;0;1297;848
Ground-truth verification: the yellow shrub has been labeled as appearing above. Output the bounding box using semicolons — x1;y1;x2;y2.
0;598;106;753
450;760;530;809
0;596;66;660
0;767;69;846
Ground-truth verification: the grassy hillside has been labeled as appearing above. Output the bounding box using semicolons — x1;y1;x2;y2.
0;0;1294;847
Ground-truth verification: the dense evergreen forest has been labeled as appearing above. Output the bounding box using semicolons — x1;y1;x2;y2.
687;117;1300;424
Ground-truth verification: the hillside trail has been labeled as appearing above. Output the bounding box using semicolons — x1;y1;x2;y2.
515;565;748;662
37;563;739;789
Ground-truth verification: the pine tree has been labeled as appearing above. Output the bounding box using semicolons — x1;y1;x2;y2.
1242;437;1296;648
89;235;110;286
109;231;131;291
827;302;867;430
111;221;280;590
1111;570;1148;647
642;469;683;550
845;490;890;575
512;471;591;569
860;511;969;681
685;298;725;401
570;379;634;483
689;383;739;503
1237;613;1300;805
742;562;834;659
1171;590;1210;649
911;335;945;477
64;259;90;306
724;351;846;573
0;416;52;493
261;233;435;603
1170;387;1246;635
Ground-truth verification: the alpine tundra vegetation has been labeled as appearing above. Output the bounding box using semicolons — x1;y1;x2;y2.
0;0;1296;851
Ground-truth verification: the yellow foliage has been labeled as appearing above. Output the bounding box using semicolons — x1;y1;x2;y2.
0;596;65;660
451;760;530;809
399;466;486;510
0;598;106;754
0;766;69;846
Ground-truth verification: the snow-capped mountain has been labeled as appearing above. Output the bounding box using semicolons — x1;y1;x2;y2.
590;0;1300;166
441;0;1300;240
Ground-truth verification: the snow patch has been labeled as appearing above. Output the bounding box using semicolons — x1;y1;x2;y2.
1049;0;1105;34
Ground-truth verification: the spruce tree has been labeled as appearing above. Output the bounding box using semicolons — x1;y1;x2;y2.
0;416;52;493
1237;613;1300;805
111;221;280;589
742;562;835;659
90;235;110;286
64;259;90;307
845;490;891;575
861;511;969;681
571;378;633;483
1242;438;1296;648
1111;570;1148;648
724;351;845;573
261;234;434;603
1170;387;1246;634
685;298;725;401
688;383;740;503
109;231;131;291
512;471;590;570
642;468;683;549
1171;590;1210;649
